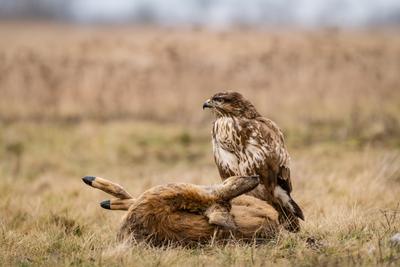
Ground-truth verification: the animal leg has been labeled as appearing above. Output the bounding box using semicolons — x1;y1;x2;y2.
100;198;136;210
214;175;260;201
82;176;133;199
204;175;261;231
205;203;236;230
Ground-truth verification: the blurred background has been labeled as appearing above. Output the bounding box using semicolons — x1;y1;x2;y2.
0;0;399;177
0;0;399;144
1;0;400;27
0;0;399;186
1;0;400;125
0;1;400;265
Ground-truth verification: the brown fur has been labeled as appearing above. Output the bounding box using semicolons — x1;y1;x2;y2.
83;175;279;246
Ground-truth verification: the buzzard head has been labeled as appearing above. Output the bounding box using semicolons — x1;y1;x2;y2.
203;91;260;119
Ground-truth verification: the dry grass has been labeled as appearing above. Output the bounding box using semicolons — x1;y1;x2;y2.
0;23;400;266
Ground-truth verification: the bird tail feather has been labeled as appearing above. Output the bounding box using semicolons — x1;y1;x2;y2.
289;198;304;221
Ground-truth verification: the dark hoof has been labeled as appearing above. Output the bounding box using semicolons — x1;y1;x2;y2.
82;176;96;186
100;200;111;210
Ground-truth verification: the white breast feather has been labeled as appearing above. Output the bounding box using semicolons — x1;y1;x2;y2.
213;139;239;174
213;118;270;176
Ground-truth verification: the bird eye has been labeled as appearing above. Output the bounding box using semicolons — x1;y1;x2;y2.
213;97;224;103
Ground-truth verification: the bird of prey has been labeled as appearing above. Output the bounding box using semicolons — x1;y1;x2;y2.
203;91;304;232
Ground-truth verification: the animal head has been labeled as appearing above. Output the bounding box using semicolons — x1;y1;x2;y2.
203;91;260;119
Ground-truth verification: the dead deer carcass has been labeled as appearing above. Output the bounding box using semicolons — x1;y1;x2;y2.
82;175;279;246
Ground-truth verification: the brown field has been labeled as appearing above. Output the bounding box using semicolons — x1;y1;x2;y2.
0;23;400;266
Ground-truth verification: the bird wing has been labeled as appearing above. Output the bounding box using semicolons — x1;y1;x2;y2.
255;117;292;193
240;117;303;221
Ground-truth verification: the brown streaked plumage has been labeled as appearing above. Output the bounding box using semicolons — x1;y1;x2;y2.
82;175;279;246
203;91;304;232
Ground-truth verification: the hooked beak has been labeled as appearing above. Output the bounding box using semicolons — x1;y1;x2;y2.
202;99;213;109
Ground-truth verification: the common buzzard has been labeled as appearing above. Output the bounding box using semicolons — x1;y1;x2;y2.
203;91;304;232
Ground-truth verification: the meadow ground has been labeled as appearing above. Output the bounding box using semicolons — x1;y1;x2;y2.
0;24;400;266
